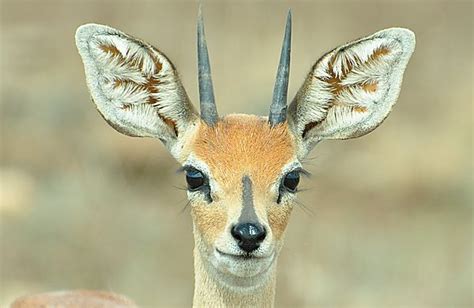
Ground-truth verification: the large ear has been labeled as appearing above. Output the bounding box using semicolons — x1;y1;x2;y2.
288;28;415;158
75;24;198;156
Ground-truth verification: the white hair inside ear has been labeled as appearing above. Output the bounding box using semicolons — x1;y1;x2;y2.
288;28;415;158
75;23;198;158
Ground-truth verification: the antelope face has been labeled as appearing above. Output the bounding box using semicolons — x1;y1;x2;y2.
75;9;415;292
185;115;299;285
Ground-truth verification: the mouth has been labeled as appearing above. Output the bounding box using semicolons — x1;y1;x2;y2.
212;248;276;280
215;249;272;260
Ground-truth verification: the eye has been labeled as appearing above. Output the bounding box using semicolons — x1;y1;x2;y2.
185;168;205;191
282;171;300;192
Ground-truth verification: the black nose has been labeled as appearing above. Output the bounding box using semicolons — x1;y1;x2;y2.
231;223;266;253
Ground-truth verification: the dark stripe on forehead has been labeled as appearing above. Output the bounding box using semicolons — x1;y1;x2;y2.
239;175;259;223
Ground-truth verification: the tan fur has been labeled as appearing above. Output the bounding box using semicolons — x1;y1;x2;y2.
191;198;228;243
267;202;293;240
193;114;295;189
362;82;378;93
184;115;297;306
191;114;295;240
12;290;137;308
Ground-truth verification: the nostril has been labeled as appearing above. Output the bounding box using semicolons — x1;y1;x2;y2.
256;227;267;242
231;225;242;241
231;223;266;253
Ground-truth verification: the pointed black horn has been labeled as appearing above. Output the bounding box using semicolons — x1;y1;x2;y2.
197;7;218;126
269;10;292;126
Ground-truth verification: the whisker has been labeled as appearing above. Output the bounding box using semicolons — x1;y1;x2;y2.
172;185;187;191
175;166;187;174
295;199;315;217
179;199;191;215
302;154;319;162
302;154;323;168
299;168;312;177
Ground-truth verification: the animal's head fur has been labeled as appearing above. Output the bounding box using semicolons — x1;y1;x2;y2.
75;13;415;291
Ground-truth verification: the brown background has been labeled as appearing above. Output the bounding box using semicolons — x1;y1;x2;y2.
1;0;472;307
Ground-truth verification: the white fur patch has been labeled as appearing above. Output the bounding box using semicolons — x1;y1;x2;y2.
289;28;416;158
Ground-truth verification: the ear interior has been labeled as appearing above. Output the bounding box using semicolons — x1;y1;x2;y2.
289;28;415;153
76;24;196;143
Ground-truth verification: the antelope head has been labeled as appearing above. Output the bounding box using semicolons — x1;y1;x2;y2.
75;10;415;302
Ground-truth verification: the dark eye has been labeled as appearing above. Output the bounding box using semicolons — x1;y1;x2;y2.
283;171;300;192
186;169;205;190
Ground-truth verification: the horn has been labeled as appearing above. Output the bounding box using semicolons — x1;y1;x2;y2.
197;7;218;126
269;10;292;126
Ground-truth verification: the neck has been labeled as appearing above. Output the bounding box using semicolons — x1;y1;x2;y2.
192;247;277;307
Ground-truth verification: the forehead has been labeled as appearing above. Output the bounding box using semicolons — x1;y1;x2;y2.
191;114;296;189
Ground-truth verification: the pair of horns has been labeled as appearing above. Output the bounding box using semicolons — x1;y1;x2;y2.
198;9;291;126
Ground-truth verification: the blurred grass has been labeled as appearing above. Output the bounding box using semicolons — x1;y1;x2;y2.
0;0;472;307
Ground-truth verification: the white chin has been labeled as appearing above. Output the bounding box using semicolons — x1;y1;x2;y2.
208;250;276;290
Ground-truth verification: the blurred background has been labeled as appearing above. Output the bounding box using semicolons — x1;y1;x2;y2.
0;0;472;307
